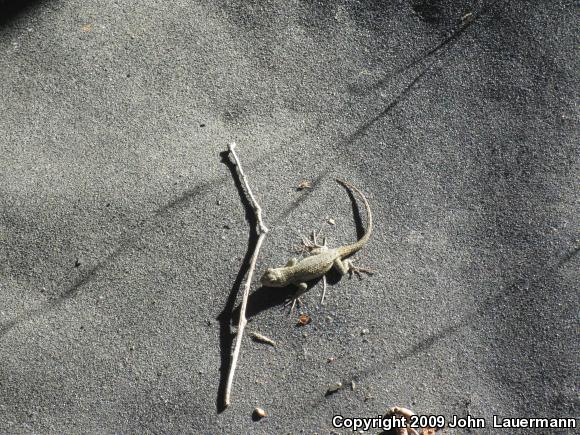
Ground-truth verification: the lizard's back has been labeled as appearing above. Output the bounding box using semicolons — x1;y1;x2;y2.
285;249;339;283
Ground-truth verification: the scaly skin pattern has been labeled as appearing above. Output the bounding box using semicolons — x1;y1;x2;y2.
260;178;372;291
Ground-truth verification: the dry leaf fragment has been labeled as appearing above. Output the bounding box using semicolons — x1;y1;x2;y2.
297;179;312;190
297;314;311;326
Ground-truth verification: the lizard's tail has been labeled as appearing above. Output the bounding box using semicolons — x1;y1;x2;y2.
335;178;372;258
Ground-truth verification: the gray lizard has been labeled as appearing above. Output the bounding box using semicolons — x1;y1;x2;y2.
260;178;373;299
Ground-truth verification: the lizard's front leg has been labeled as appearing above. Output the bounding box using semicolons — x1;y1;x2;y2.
285;258;298;267
285;282;308;312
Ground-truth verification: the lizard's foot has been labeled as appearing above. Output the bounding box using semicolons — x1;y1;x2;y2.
292;235;316;255
344;259;375;280
283;282;309;313
311;229;327;248
283;296;306;313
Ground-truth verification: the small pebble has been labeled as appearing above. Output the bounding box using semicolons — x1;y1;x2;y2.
327;218;336;225
326;382;343;395
361;328;369;335
253;407;267;419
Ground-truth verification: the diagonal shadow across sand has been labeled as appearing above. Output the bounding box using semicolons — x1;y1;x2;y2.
0;176;220;340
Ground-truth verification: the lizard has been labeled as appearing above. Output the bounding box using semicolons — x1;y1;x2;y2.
260;178;373;303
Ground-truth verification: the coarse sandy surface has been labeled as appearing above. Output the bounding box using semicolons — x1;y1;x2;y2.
0;1;578;434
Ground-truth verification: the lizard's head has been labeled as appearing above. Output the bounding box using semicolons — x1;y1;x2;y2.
260;267;285;287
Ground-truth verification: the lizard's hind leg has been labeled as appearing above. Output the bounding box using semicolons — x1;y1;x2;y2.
311;229;326;248
294;229;327;256
334;258;374;279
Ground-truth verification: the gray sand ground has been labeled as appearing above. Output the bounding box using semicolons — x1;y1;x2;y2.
0;0;578;434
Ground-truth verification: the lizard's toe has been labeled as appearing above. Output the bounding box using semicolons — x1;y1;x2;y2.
283;296;305;313
345;259;374;279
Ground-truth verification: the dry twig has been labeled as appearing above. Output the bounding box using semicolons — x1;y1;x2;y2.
224;142;269;408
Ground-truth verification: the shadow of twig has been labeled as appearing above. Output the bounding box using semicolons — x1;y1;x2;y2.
0;176;219;340
349;0;503;97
